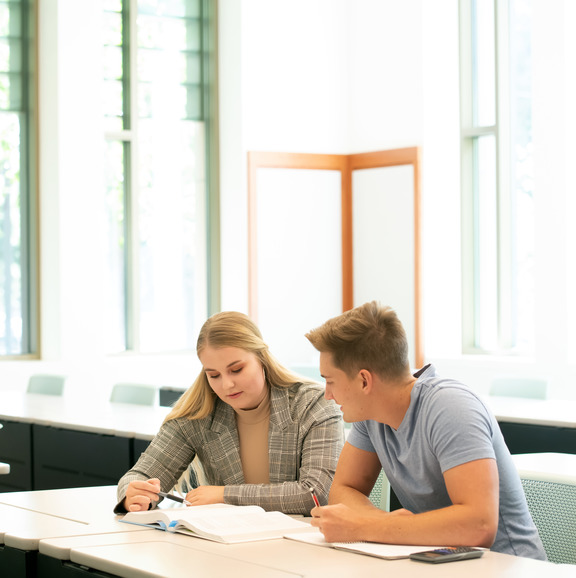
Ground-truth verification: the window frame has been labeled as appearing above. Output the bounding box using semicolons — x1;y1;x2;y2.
459;0;516;355
0;0;38;359
103;0;220;354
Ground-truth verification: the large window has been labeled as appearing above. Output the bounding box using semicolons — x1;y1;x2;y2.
460;0;534;354
0;0;36;357
102;0;216;353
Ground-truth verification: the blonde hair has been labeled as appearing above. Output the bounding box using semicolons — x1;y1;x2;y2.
165;311;312;422
306;301;409;380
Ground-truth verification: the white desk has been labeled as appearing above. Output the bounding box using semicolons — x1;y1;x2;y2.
0;391;170;439
485;396;576;429
0;486;571;578
483;396;576;455
39;529;575;578
0;392;171;492
511;452;576;483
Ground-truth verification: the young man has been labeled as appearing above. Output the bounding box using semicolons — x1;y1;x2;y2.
306;301;546;560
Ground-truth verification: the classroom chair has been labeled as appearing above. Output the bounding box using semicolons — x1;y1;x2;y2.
110;383;157;405
27;374;67;395
511;452;576;564
368;469;390;511
489;377;548;399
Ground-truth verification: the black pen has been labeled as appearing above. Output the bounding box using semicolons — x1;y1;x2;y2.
158;491;191;506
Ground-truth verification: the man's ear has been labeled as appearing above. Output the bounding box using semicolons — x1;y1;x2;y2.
358;369;373;394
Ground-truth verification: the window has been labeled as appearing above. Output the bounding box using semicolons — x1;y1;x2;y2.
459;0;534;354
0;0;36;357
102;0;217;353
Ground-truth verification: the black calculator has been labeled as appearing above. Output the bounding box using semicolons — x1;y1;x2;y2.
409;547;485;563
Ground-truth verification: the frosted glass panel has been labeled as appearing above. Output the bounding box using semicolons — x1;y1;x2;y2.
255;168;342;369
352;165;417;368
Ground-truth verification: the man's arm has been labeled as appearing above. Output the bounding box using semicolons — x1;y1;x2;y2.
312;445;499;548
328;442;382;508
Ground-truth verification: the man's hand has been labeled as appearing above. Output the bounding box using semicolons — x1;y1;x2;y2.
310;503;388;543
124;478;161;512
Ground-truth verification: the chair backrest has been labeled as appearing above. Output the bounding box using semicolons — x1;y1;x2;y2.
489;377;548;399
110;383;157;406
512;452;576;565
27;374;66;396
368;469;390;511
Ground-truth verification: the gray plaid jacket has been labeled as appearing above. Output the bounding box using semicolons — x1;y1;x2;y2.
115;382;344;514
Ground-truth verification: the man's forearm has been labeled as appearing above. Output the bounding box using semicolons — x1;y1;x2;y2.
329;483;377;509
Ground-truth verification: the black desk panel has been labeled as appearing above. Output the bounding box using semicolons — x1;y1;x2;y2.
32;425;132;490
37;553;119;578
0;420;33;492
498;422;576;455
0;544;37;578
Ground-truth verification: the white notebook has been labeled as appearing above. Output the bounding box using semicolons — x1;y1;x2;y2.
284;531;445;560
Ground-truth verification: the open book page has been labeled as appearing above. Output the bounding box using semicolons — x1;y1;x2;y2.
121;504;310;544
173;507;310;543
284;531;444;560
120;504;234;530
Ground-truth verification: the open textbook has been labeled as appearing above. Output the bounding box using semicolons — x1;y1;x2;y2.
120;504;310;544
284;531;446;560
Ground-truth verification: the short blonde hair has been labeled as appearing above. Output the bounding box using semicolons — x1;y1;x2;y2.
165;311;309;422
306;301;409;380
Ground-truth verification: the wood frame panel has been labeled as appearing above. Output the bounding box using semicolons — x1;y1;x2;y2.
247;147;422;368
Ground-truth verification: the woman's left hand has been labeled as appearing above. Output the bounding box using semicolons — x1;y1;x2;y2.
185;485;225;506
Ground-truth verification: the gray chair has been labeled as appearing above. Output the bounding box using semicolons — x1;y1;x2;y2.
110;383;157;406
368;469;390;511
489;377;548;399
511;452;576;564
27;374;66;395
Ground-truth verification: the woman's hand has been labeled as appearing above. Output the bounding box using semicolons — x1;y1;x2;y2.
124;478;161;512
185;485;225;506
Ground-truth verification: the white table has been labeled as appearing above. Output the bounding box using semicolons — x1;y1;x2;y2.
0;486;571;578
39;529;575;578
511;452;576;483
0;392;171;492
485;396;576;429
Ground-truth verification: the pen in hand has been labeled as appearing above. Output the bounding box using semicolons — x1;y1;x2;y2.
158;491;191;506
310;489;321;508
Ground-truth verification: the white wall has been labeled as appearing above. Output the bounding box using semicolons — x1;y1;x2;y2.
219;0;576;400
3;0;576;401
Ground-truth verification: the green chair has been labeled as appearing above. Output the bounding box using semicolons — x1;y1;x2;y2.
110;383;157;406
27;374;66;395
489;377;548;399
512;452;576;564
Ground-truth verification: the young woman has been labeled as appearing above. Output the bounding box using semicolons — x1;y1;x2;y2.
115;311;344;515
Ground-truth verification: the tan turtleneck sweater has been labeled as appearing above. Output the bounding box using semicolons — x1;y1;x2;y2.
234;386;270;484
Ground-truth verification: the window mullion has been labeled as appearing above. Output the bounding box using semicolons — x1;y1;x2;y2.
495;0;514;350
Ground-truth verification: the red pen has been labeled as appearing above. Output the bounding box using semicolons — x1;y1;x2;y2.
310;490;320;507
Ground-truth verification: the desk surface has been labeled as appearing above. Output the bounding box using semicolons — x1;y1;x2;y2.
0;486;570;578
40;529;574;578
0;391;170;440
511;452;576;484
484;395;576;428
0;485;146;550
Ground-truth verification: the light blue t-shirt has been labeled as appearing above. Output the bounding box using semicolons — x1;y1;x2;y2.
347;364;546;560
